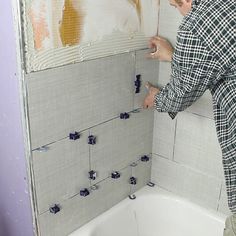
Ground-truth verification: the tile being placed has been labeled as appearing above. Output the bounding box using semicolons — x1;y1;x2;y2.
152;111;176;159
32;130;90;214
174;112;223;179
38;167;131;236
134;49;159;109
151;154;222;211
89;109;153;183
26;53;135;149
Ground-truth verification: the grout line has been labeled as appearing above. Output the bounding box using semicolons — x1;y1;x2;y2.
172;118;178;161
32;107;143;151
88;129;92;186
185;110;214;121
151;152;170;160
217;182;223;211
152;153;224;180
132;51;136;110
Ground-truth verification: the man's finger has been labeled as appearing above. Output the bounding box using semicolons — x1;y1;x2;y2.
145;82;152;91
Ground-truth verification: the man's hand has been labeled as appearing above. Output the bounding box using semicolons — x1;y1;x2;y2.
148;36;174;62
143;82;160;109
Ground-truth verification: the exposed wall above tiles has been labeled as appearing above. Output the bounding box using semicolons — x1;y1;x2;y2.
22;0;159;72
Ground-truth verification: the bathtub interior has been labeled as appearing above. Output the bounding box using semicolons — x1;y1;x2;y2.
72;186;226;236
132;194;225;236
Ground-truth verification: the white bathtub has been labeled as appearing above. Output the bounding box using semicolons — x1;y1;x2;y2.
69;186;226;236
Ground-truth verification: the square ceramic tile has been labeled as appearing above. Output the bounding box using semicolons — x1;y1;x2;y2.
174;112;223;179
130;158;152;194
159;0;183;44
151;154;222;211
89;109;153;183
32;131;90;214
134;49;159;109
158;62;172;87
218;184;231;216
152;111;176;159
186;91;214;119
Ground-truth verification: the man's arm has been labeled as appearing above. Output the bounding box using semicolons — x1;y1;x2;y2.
144;30;222;117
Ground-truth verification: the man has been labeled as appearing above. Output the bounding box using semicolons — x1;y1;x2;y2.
143;0;236;235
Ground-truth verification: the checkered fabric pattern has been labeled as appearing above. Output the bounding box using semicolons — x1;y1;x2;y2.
154;0;236;212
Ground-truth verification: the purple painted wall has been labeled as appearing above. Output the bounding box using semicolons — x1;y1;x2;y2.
0;2;34;236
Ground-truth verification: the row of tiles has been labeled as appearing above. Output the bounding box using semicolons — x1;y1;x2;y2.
37;159;152;236
153;111;223;179
26;50;159;149
151;154;230;215
32;109;153;214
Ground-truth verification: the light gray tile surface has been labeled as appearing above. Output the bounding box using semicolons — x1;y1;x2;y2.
134;49;159;109
32;131;90;214
152;111;176;159
174;112;223;178
89;109;153;183
218;184;231;216
158;62;172;87
157;0;182;87
130;158;152;194
151;154;222;211
38;167;131;236
27;53;135;149
158;0;183;45
186;91;214;119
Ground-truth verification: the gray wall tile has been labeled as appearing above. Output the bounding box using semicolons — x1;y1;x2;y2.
158;62;171;87
32;131;90;214
174;112;223;179
90;109;153;183
130;158;152;194
186;91;214;119
134;49;159;109
152;111;176;159
218;185;231;215
159;0;183;45
151;154;222;211
157;0;182;87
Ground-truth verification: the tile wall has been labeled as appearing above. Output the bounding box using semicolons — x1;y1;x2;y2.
26;50;158;236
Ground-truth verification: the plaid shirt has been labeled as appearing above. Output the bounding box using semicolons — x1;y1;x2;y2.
155;0;236;212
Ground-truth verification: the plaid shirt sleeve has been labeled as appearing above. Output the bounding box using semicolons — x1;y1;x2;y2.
154;28;221;119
